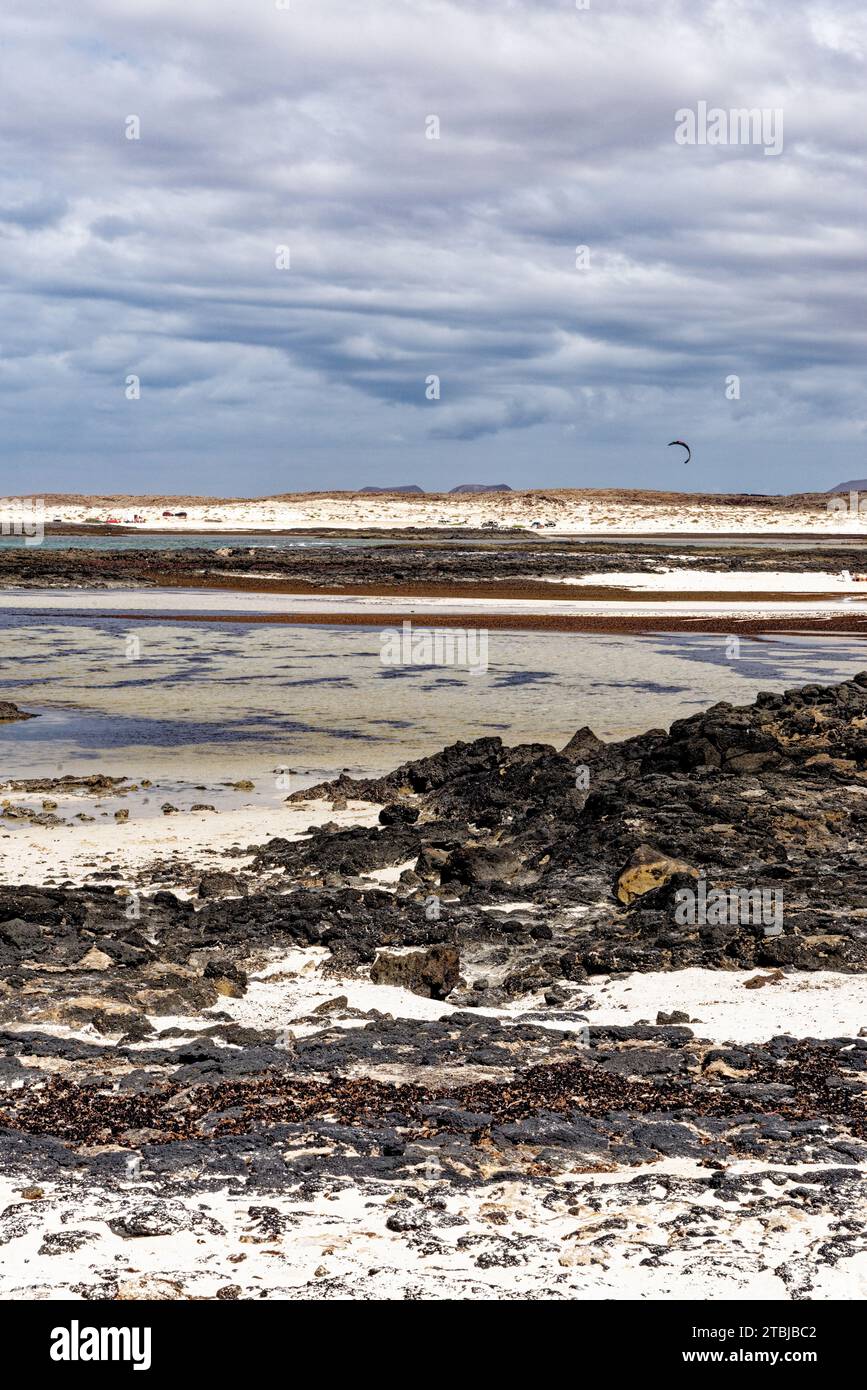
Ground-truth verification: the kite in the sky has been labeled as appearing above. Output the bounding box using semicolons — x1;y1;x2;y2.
668;439;691;464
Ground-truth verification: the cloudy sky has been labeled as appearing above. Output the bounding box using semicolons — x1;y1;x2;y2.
1;0;865;495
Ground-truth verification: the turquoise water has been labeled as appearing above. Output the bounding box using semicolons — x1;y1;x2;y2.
0;531;553;552
0;533;394;552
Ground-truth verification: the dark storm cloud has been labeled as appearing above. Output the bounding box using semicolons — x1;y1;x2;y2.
0;0;865;492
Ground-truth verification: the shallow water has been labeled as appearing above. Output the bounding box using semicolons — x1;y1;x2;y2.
0;532;537;553
1;616;864;783
0;533;395;553
2;531;865;553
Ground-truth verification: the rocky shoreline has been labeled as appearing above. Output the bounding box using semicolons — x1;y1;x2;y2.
2;675;867;1298
2;536;867;591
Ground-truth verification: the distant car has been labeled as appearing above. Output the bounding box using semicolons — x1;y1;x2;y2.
174;511;188;519
106;517;121;524
162;510;173;518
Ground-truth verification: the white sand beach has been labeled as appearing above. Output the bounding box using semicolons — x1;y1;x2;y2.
552;569;867;593
16;490;867;536
0;798;379;888
2;585;864;621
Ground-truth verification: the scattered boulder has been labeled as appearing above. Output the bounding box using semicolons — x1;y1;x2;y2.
616;844;698;905
444;844;526;888
744;971;784;989
561;726;606;760
0;701;35;723
370;944;460;999
312;995;349;1015
198;871;245;899
203;957;248;997
0;918;46;951
379;803;420;826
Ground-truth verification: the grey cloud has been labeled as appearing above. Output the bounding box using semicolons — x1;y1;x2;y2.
0;0;864;492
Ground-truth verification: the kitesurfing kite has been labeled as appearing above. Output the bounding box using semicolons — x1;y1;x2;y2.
668;439;691;464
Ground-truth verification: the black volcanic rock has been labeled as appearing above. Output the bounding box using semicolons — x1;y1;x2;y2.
8;535;867;593
370;944;459;999
276;674;867;980
5;675;867;1091
0;700;35;722
4;678;867;1305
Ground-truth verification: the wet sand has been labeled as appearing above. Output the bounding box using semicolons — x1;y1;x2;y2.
147;573;867;605
113;609;867;635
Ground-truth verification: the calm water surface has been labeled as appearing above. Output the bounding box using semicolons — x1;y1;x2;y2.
0;616;864;783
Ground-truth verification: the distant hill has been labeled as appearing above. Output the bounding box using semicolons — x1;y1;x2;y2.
829;479;867;493
359;485;425;494
448;483;513;494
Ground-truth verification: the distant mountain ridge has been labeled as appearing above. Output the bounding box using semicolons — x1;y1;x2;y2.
448;483;512;493
359;485;425;494
358;483;513;495
829;479;867;493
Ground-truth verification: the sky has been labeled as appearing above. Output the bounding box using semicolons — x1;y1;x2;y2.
1;0;866;496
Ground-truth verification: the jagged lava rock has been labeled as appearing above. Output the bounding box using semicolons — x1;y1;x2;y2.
370;945;460;999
